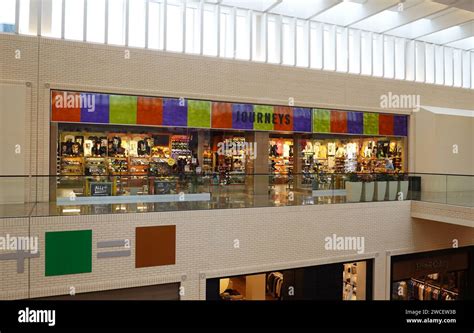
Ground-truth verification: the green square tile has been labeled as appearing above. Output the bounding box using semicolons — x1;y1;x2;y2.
363;113;379;135
109;95;137;124
313;109;330;133
45;230;92;276
253;105;274;131
187;100;211;128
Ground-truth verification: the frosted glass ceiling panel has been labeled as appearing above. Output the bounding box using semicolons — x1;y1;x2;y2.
219;0;278;12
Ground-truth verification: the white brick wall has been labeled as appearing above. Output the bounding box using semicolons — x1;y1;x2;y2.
1;201;473;300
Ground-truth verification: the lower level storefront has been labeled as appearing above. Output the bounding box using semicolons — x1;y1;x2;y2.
391;247;474;300
35;283;180;300
206;260;374;301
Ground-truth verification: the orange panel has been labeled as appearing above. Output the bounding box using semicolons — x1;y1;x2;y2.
379;114;394;135
211;102;233;129
137;96;163;126
51;91;81;122
330;110;347;133
274;106;293;131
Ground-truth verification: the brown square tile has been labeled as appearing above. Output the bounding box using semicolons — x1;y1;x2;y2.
135;226;176;268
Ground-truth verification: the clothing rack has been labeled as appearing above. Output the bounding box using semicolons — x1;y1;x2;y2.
411;278;459;295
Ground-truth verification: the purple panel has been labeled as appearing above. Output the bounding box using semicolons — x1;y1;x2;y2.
293;108;311;132
80;93;109;123
163;98;188;127
232;104;254;130
347;111;363;134
393;115;408;136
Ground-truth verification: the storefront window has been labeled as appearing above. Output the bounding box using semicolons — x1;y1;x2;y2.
391;249;470;301
208;260;372;301
51;90;408;203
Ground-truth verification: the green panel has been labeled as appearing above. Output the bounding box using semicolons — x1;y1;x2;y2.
253;105;274;131
109;95;137;124
363;113;379;135
45;230;92;276
187;100;211;128
313;109;330;133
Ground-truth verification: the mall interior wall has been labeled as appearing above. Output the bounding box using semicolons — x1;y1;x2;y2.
0;33;473;201
413;109;473;175
1;201;473;300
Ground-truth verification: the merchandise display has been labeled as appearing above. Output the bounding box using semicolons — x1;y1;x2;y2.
214;136;248;185
343;263;358;300
269;138;294;184
301;136;405;175
57;129;197;198
392;272;464;300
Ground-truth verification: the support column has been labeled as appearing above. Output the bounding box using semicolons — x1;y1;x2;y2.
374;253;389;300
196;131;208;168
293;134;304;190
252;132;269;202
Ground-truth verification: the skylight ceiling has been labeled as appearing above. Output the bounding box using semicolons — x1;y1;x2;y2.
212;0;474;50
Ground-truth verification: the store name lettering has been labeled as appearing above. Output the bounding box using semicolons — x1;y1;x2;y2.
415;260;448;271
54;92;96;113
235;110;291;126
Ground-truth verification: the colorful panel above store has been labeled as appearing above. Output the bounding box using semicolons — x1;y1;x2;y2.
51;90;407;136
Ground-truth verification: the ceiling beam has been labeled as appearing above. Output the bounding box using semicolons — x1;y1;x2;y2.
307;0;342;20
345;0;400;28
380;2;450;34
419;21;474;44
264;0;282;13
409;13;474;39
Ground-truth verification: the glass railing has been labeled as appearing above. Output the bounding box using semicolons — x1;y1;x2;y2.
0;173;471;218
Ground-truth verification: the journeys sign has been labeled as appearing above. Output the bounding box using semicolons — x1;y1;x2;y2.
51;90;407;136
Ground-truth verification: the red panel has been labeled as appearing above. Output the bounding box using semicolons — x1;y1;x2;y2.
330;110;347;133
212;102;233;129
51;91;81;122
379;114;394;135
137;96;163;125
274;106;293;131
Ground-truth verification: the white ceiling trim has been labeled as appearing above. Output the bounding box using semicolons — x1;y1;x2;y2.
419;21;474;45
421;105;474;117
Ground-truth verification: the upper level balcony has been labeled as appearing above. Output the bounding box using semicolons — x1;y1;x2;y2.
0;172;472;227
